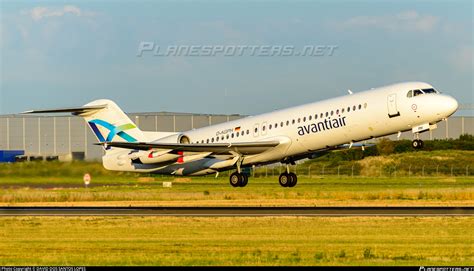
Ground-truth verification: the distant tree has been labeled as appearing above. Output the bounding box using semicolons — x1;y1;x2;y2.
377;138;395;155
459;134;474;141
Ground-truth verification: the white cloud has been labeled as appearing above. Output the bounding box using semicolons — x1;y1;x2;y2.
335;10;439;33
22;5;94;21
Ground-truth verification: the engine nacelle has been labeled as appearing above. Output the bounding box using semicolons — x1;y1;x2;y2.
137;151;180;164
117;150;179;164
156;133;191;144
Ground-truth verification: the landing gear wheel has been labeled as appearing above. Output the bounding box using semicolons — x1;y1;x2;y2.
279;173;290;187
240;174;248;187
230;172;243;187
288;173;298;187
412;139;424;149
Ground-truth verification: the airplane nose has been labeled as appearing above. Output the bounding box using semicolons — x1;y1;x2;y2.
444;95;459;116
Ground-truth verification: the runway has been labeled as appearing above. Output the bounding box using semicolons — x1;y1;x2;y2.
1;206;473;216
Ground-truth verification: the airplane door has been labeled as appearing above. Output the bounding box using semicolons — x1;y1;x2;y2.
253;123;259;137
387;93;400;118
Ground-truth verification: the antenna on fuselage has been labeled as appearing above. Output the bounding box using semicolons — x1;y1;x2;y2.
347;89;353;95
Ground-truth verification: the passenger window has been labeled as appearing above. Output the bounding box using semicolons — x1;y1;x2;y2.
303;117;306;122
231;133;234;138
292;119;295;124
315;114;318;120
226;134;229;139
241;131;245;136
353;105;356;111
325;112;328;117
221;136;224;140
309;115;312;121
364;103;367;108
281;122;284;127
236;132;239;137
336;109;339;115
286;121;289;126
263;126;266;131
297;118;301;123
347;107;351;112
212;138;215;143
254;127;258;133
320;113;323;118
269;124;272;129
358;104;362;110
246;130;249;135
330;110;334;116
341;108;345;113
407;90;413;98
275;123;278;128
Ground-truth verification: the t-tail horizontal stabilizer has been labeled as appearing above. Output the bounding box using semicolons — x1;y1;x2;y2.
21;105;107;116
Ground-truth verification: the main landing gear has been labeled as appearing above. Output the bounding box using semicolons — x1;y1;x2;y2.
228;159;298;188
229;172;248;187
278;163;297;187
279;172;297;187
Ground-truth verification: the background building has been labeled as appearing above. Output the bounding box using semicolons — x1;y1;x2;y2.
0;112;244;161
0;112;472;161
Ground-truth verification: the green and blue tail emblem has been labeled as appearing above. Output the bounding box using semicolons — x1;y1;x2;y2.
88;119;137;145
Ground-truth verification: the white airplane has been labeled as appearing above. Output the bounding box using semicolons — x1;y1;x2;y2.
24;82;458;187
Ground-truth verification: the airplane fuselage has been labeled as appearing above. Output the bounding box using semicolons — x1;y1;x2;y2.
104;81;457;176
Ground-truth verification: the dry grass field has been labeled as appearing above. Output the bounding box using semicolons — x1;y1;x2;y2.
1;216;472;266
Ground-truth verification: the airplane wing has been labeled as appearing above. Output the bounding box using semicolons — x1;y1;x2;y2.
96;140;281;155
283;142;376;163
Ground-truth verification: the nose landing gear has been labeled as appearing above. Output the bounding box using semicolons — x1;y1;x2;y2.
412;139;424;149
412;133;424;149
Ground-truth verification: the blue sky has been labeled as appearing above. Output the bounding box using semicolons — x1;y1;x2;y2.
1;0;472;115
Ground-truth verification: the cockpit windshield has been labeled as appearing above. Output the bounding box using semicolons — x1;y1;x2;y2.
422;88;438;94
407;88;439;98
413;89;423;96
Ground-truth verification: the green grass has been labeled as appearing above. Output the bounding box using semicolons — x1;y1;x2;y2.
0;150;473;206
1;175;472;206
1;150;473;178
0;216;472;265
302;150;474;177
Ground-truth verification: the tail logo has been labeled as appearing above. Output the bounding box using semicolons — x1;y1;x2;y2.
88;119;137;143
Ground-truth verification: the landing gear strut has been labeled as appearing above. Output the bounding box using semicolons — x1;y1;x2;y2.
229;172;248;187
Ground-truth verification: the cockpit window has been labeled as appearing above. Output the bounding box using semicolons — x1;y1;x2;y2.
407;88;439;98
422;88;437;94
413;89;423;96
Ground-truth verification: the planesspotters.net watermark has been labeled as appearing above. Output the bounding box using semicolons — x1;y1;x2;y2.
137;42;339;57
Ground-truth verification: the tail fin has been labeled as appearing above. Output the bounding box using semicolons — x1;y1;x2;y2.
81;99;145;145
23;99;146;148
